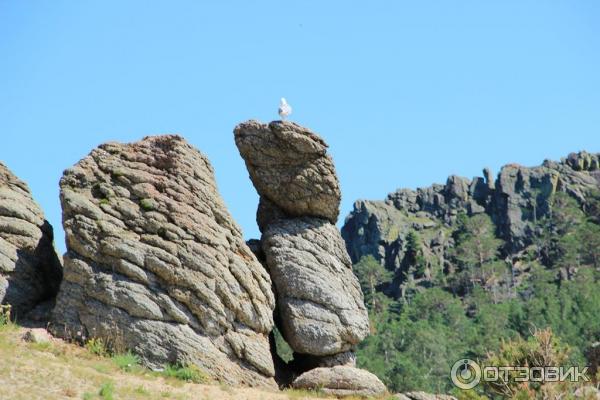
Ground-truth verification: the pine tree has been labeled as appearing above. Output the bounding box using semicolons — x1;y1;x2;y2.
452;214;504;292
353;255;393;310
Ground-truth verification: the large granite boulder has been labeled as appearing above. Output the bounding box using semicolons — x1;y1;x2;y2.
0;162;62;318
262;218;369;356
234;120;341;224
50;135;277;387
292;366;387;397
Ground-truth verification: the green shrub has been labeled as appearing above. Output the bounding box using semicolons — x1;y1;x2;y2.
99;381;114;400
112;351;141;372
162;363;207;383
134;386;150;395
86;338;108;357
0;305;11;327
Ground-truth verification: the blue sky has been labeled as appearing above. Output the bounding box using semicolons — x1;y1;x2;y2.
1;1;599;253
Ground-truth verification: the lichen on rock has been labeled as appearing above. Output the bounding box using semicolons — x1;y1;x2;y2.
50;135;277;387
262;217;369;356
234;120;341;224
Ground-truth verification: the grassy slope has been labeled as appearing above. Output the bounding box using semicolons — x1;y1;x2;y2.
0;323;357;400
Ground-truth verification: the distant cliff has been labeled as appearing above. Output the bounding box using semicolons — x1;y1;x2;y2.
342;151;600;297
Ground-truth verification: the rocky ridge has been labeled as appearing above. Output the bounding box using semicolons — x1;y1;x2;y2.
342;151;600;294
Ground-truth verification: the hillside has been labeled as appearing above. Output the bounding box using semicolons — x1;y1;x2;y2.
0;322;332;400
342;151;600;395
1;125;599;399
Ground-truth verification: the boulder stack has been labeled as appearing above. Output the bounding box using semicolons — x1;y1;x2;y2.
50;135;277;387
234;120;382;396
0;162;62;318
234;120;341;225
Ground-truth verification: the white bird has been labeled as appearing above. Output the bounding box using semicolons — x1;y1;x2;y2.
278;98;292;120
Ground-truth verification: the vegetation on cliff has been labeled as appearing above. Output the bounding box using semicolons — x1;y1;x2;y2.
348;154;600;398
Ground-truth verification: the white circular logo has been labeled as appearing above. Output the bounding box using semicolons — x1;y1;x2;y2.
451;359;482;390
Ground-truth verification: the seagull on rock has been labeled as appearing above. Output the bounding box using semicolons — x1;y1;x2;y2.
278;98;292;120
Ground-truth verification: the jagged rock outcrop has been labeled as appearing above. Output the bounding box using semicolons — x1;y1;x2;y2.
50;135;277;387
234;120;373;394
291;366;387;397
342;151;600;294
0;162;62;317
234;120;341;224
262;218;369;356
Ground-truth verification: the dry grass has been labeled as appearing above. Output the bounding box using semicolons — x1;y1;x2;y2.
0;323;387;400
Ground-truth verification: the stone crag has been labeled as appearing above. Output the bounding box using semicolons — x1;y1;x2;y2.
49;135;277;387
234;120;341;225
235;120;383;397
0;162;62;318
262;218;369;356
342;151;600;295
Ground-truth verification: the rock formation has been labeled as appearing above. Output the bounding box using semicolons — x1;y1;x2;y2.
235;120;380;396
291;366;387;397
50;135;277;387
262;218;369;356
234;120;341;224
342;151;600;296
0;162;62;318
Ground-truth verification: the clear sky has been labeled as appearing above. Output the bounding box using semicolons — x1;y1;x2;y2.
1;1;599;253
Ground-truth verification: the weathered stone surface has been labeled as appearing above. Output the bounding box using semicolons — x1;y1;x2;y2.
234;120;341;224
256;196;288;233
292;366;386;397
50;135;276;387
22;328;52;344
566;151;600;172
0;162;62;318
234;120;375;389
262;217;369;356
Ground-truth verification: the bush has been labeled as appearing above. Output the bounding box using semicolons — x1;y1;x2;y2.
85;338;108;357
98;381;114;400
0;305;11;327
162;363;207;383
482;328;574;399
112;351;141;372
